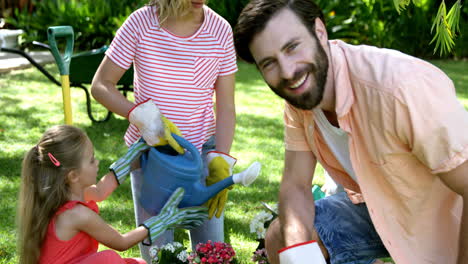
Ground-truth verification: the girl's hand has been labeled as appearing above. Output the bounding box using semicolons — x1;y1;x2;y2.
140;188;208;245
109;140;150;185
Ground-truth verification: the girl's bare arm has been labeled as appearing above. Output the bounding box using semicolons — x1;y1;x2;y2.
84;172;118;202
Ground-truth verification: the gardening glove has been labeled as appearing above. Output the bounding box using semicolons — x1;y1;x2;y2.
140;187;208;245
127;99;184;154
159;116;185;154
205;151;237;219
173;206;209;229
109;140;150;185
279;241;327;264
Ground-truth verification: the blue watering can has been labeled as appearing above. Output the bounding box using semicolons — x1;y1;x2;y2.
139;134;261;215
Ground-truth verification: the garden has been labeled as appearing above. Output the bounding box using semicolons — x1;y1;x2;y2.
1;0;468;263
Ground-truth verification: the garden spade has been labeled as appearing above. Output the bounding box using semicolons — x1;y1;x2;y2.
47;26;74;125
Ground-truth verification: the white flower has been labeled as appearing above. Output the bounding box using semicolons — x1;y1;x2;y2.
250;211;274;239
177;250;188;262
163;243;175;253
250;219;260;234
172;241;183;248
149;246;159;258
256;225;266;239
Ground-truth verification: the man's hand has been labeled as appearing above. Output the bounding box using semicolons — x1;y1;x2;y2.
141;188;208;245
344;188;365;204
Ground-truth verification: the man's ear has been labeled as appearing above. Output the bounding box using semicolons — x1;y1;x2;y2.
314;17;328;44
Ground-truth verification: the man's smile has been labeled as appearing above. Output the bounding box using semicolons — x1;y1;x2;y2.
289;72;308;90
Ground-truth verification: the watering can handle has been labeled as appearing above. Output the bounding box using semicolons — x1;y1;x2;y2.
47;26;74;75
139;133;201;169
171;133;199;157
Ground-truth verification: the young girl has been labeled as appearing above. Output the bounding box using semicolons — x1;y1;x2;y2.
17;125;207;264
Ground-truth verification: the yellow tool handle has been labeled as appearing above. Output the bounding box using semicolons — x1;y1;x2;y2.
60;75;72;125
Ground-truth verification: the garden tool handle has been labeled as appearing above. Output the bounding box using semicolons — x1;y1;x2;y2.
47;26;74;75
47;26;74;125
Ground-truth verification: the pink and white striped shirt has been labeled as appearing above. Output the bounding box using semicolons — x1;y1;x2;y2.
106;5;237;150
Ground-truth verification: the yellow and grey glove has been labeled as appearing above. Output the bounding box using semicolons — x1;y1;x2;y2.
127;99;184;154
109;140;150;185
205;151;237;219
140;188;208;245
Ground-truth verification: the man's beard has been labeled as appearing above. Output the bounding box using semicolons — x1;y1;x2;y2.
268;43;329;110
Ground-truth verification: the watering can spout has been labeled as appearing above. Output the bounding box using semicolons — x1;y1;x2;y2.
194;161;262;206
196;177;235;205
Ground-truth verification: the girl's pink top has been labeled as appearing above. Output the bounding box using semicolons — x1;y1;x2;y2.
39;200;100;264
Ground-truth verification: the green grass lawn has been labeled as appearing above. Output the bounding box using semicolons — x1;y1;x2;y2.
0;59;467;263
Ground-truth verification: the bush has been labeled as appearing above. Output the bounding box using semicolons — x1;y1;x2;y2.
316;0;468;59
5;0;468;58
207;0;251;27
5;0;146;51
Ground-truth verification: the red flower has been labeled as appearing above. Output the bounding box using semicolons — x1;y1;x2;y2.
188;241;236;264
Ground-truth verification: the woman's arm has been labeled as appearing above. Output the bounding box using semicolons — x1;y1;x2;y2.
214;73;236;153
91;56;135;117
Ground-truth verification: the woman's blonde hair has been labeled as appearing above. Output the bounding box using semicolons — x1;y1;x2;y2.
148;0;193;25
17;125;88;264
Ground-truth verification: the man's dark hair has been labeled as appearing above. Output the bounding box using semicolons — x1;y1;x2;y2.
234;0;325;64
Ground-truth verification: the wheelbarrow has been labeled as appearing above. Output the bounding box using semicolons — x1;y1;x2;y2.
0;27;133;123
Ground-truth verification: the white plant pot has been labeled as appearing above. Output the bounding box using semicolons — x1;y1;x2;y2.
0;29;24;49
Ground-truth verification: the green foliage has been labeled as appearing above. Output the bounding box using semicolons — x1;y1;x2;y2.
315;0;467;58
393;0;411;14
390;0;463;56
5;0;252;51
5;0;146;51
207;0;251;27
452;3;468;59
4;0;468;60
430;0;462;56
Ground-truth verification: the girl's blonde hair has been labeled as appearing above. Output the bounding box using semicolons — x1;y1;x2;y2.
148;0;193;25
17;125;89;264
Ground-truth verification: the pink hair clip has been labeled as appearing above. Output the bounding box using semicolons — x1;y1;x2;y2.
48;152;61;167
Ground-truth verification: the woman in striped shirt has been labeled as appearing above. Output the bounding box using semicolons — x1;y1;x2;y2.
91;0;237;262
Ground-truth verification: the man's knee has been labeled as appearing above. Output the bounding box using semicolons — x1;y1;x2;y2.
265;218;282;264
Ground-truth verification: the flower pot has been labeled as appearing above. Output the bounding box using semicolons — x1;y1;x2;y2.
0;29;24;48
